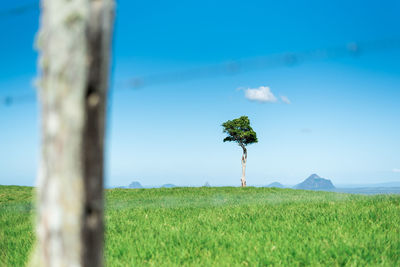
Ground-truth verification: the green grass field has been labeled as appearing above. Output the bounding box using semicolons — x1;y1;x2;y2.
1;185;399;266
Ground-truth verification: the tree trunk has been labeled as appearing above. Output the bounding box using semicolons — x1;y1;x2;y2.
32;0;114;266
241;146;247;187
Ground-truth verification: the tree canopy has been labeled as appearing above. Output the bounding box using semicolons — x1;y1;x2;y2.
222;116;258;146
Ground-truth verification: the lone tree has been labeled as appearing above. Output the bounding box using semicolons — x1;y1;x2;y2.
222;116;258;187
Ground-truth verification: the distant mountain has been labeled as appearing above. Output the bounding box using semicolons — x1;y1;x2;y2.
295;174;335;191
266;182;285;188
203;182;211;187
161;184;176;188
128;181;143;189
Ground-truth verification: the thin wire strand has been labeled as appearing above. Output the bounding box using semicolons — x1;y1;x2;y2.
126;38;400;89
0;2;38;20
2;37;400;106
1;93;36;106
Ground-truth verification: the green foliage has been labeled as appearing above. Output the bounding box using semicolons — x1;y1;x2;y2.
1;185;400;266
0;186;35;267
222;116;258;146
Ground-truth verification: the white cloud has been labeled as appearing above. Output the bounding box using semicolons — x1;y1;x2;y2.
280;95;291;104
244;86;277;103
393;168;400;173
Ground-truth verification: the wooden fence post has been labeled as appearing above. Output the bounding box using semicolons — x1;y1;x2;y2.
33;0;114;266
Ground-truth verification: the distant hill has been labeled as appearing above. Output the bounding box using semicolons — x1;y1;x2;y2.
266;182;285;188
128;181;143;189
295;174;335;191
161;184;176;188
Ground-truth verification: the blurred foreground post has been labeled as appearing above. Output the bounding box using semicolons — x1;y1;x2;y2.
33;0;114;266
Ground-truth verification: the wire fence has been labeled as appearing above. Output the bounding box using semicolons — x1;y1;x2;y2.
0;2;38;20
2;37;400;106
1;3;400;106
126;38;400;89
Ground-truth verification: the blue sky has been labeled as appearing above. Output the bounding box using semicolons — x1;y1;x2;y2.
0;0;400;187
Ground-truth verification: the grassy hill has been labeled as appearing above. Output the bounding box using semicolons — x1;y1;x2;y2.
1;185;399;266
